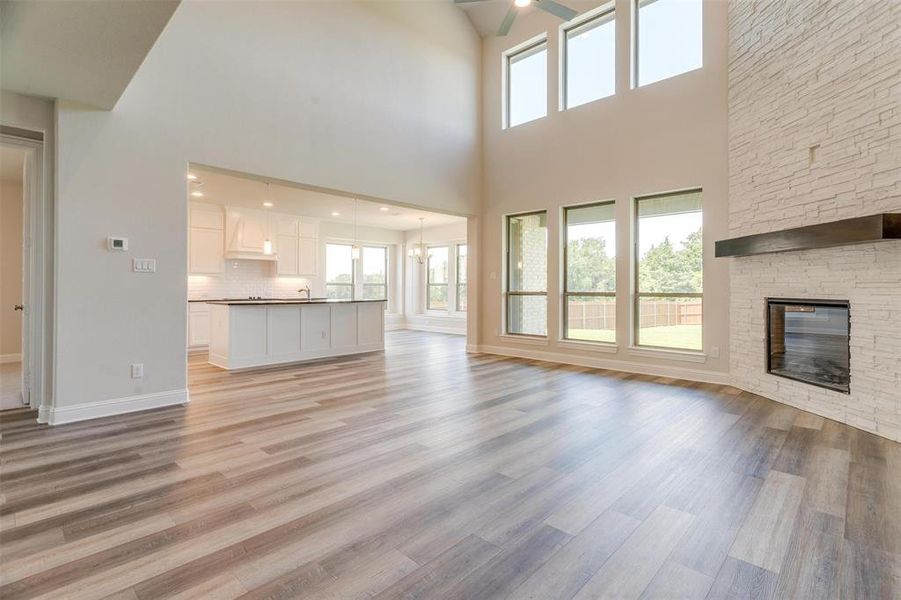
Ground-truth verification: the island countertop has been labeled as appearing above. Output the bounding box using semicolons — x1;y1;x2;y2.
205;298;386;306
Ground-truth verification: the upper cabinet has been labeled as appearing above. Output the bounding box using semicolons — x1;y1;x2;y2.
225;207;276;260
275;213;318;276
189;203;224;274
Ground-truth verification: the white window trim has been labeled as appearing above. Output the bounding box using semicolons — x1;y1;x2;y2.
558;1;616;112
502;32;548;130
325;238;392;304
423;241;467;317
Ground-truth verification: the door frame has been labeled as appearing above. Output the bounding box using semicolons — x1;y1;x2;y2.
1;128;49;415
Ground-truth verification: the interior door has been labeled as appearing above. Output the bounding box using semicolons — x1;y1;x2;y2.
19;152;31;407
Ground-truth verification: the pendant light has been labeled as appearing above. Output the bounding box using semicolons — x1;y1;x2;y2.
262;182;273;255
351;198;361;260
407;217;425;265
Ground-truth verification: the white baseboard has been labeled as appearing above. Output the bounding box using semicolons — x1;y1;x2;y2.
0;353;22;364
474;344;733;387
47;388;189;426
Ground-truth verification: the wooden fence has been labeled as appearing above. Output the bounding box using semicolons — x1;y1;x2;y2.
567;300;702;330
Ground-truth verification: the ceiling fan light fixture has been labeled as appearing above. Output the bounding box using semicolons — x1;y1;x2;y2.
514;0;531;7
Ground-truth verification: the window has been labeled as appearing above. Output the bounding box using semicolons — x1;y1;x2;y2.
456;244;468;312
427;246;449;310
562;7;616;110
506;212;547;336
634;189;702;350
325;243;354;299
362;246;387;300
505;38;547;128
564;202;616;343
634;0;703;87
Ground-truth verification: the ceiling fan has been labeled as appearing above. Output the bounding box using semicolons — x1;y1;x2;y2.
455;0;578;36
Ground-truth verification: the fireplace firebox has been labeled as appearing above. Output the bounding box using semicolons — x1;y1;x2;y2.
766;298;850;393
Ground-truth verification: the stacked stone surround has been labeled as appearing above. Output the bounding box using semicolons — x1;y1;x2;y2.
728;0;901;441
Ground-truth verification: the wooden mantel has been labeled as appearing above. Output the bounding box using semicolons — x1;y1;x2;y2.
715;213;901;258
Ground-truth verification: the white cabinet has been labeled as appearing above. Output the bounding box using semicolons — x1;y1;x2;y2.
299;237;318;275
225;207;275;260
188;303;211;348
273;214;318;276
276;235;299;275
189;204;224;274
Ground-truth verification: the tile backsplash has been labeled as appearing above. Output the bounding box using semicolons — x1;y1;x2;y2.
188;260;320;300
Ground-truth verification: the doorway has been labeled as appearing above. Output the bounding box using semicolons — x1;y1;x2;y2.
0;128;49;417
0;145;26;409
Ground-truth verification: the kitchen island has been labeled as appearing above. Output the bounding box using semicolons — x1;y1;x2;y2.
207;299;386;370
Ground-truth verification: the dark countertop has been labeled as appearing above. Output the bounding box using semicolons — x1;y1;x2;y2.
204;298;387;306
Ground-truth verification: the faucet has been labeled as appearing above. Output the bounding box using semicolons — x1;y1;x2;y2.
298;284;311;301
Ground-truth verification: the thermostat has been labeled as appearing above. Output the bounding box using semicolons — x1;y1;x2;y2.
108;236;128;251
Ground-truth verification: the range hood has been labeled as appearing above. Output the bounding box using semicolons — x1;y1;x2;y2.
715;213;901;258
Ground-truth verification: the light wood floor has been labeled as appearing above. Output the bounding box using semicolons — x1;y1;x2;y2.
1;331;899;599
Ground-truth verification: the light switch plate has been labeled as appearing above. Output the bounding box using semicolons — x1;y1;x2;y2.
133;258;157;273
131;363;144;378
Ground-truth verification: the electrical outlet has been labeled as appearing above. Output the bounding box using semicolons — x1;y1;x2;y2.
131;363;144;379
133;258;157;273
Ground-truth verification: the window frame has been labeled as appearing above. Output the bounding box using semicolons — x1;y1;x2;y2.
505;210;548;338
455;243;468;313
632;188;703;351
632;0;704;89
426;245;450;312
361;244;388;301
562;200;617;344
325;242;355;300
559;3;617;111
503;34;549;129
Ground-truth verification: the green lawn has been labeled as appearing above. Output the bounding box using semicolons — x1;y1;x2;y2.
568;324;702;350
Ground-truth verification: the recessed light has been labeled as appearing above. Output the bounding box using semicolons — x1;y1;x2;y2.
191;191;204;197
187;173;197;180
379;206;390;212
263;202;273;207
331;211;341;217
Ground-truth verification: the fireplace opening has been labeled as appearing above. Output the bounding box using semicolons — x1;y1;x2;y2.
766;298;850;393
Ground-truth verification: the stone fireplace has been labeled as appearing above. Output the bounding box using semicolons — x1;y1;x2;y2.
727;0;901;441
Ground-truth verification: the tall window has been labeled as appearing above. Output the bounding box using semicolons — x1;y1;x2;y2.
564;202;616;343
362;246;387;300
325;243;354;299
634;0;703;87
635;190;702;350
427;246;449;310
456;244;468;312
506;38;547;128
506;212;547;336
562;7;616;110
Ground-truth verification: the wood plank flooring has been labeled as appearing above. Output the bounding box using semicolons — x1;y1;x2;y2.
1;330;899;599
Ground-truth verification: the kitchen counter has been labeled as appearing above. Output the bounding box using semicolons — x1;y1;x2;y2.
208;299;386;369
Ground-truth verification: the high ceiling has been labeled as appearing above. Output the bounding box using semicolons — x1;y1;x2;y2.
0;146;25;183
0;0;179;109
455;0;601;37
190;167;466;232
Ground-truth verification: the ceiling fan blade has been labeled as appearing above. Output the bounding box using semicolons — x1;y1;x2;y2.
497;4;518;36
535;0;578;21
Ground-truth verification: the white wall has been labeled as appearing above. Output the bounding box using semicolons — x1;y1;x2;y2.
477;0;730;381
1;180;23;358
728;0;901;441
53;1;480;413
